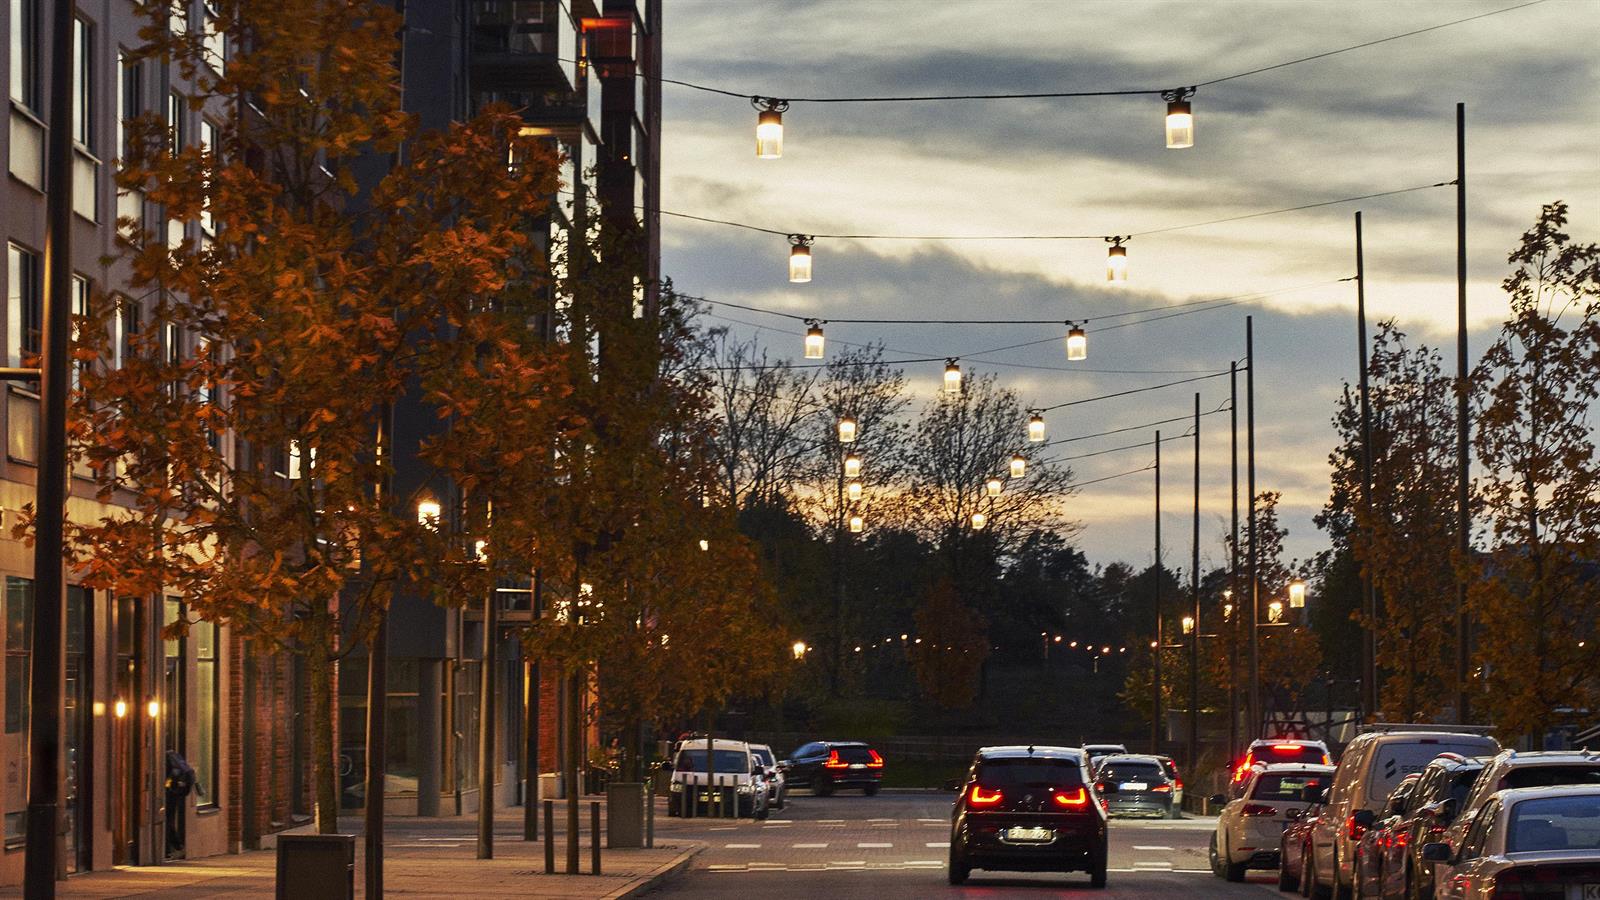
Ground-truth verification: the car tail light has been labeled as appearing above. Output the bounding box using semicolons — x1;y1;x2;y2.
969;785;1003;806
1094;782;1107;793
1174;778;1184;790
1347;814;1368;840
1242;804;1278;817
823;750;847;769
1321;753;1332;765
1054;787;1089;808
867;750;884;769
1273;743;1303;752
1152;784;1172;793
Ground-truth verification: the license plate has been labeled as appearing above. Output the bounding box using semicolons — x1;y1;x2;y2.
1581;885;1600;900
1005;826;1053;842
850;763;866;769
1121;782;1148;791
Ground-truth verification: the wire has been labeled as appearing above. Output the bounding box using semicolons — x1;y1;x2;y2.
1071;464;1157;489
1035;403;1232;450
1128;182;1455;237
1037;370;1237;413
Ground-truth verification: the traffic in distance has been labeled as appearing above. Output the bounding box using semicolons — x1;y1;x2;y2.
653;727;1600;896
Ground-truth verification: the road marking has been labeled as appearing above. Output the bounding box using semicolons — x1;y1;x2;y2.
817;819;844;823
918;818;944;823
1134;844;1174;851
856;842;893;849
1133;861;1175;869
870;822;897;827
765;819;794;824
926;841;950;848
821;822;845;827
868;817;895;822
725;843;761;849
748;862;787;870
904;860;942;867
707;864;744;871
792;842;829;849
828;860;866;868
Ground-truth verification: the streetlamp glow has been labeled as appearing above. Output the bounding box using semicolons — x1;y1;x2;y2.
417;499;442;530
1268;600;1284;623
1164;88;1195;149
985;477;1002;498
1106;238;1128;283
838;416;857;444
843;453;862;478
792;640;808;660
146;698;160;719
113;699;127;719
1066;324;1088;361
804;320;825;359
1027;412;1046;443
943;359;962;395
754;98;786;158
970;511;987;530
788;234;813;283
698;539;709;551
847;481;863;502
849;514;864;534
1288;577;1307;609
1009;454;1027;478
1181;615;1195;635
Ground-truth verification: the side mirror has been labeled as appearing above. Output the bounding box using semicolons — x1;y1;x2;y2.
942;779;961;793
1352;809;1377;829
1209;793;1227;806
1420;842;1451;862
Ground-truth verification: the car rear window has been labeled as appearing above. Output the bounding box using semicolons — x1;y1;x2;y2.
834;746;875;764
675;749;751;773
1368;739;1500;802
1448;770;1483;807
750;748;774;766
1252;772;1329;802
1098;762;1165;783
977;759;1084;788
1506;795;1600;853
1256;744;1328;766
1502;765;1600;790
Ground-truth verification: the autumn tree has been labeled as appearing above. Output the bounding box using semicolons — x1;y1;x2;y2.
908;579;990;709
1470;202;1600;741
702;330;821;509
57;0;568;832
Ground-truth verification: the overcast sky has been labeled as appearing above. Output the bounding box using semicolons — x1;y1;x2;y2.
656;0;1600;574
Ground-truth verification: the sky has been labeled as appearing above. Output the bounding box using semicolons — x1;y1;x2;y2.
656;0;1600;573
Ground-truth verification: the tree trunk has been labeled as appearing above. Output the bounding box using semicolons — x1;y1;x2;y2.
306;607;340;834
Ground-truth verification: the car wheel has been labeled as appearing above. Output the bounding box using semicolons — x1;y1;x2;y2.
776;788;786;811
812;775;834;797
1279;847;1301;893
1332;851;1352;900
1089;845;1108;889
948;843;970;885
864;783;880;797
1307;847;1330;899
1209;833;1223;878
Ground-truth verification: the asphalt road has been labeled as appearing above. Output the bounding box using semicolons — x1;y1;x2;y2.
647;790;1284;898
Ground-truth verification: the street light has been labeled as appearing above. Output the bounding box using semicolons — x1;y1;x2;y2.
788;234;813;283
1028;412;1046;443
849;514;864;534
1065;323;1088;361
754;97;787;158
146;698;160;720
1288;577;1307;609
985;477;1002;498
804;320;825;359
838;416;857;444
970;511;987;530
944;359;962;395
1106;237;1129;283
844;453;861;478
847;481;863;502
1163;87;1195;149
792;641;808;660
698;539;709;551
1009;454;1027;478
417;499;442;531
113;699;127;719
1267;600;1284;623
1181;615;1195;635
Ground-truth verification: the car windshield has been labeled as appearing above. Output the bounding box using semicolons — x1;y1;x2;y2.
1503;765;1600;790
675;750;751;773
1506;795;1600;853
750;748;774;766
977;759;1084;789
1099;761;1165;783
1252;772;1327;802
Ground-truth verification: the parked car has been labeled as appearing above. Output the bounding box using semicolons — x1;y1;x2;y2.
1353;773;1422;899
1304;726;1500;900
948;745;1108;888
666;739;770;818
1280;786;1326;894
1234;738;1335;792
1431;749;1600;893
1095;754;1177;819
1083;744;1128;776
783;741;884;796
1211;763;1335;882
1154;754;1185;817
748;743;787;811
1373;752;1488;900
1421;785;1600;899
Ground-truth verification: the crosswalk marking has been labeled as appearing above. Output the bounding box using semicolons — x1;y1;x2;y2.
926;841;950;848
725;843;761;849
1134;844;1173;851
792;843;829;849
856;842;893;849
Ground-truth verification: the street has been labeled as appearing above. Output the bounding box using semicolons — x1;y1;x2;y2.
650;791;1279;898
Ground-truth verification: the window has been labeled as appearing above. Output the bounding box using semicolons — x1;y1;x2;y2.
202;7;224;74
72;17;93;149
112;295;138;370
7;243;40;368
164;322;182;400
168;91;186;153
9;0;38;109
70;275;88;390
5;577;34;842
118;51;143;163
192;619;217;807
199;120;217;235
169;0;188;37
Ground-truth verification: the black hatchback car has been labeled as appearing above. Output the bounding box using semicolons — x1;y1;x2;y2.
783;741;884;796
949;746;1108;887
1094;754;1176;818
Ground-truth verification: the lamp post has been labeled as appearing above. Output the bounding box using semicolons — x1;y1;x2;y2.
1152;429;1163;754
1246;316;1259;742
1189;392;1201;780
1355;211;1378;723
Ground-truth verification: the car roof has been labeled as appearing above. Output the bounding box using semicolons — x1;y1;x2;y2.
1099;754;1165;764
1489;749;1600;768
1083;743;1127;750
977;745;1084;761
1249;738;1329;748
676;739;751;752
1492;784;1600;805
1256;763;1335;774
1357;731;1499;747
822;741;870;748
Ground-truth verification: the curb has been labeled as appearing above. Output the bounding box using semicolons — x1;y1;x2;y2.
609;843;703;899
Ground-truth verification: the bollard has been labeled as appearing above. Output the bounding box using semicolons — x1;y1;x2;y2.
646;780;655;849
684;781;693;819
543;800;555;874
590;801;602;875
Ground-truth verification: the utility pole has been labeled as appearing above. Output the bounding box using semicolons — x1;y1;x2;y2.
1188;394;1200;777
1152;431;1163;754
1454;102;1471;725
1355;212;1377;723
24;0;76;893
1246;317;1260;742
1228;363;1240;764
364;403;393;897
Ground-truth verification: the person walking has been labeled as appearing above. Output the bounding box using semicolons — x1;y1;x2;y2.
165;749;196;858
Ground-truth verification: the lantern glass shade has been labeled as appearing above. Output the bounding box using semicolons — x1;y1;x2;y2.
1222;602;1234;620
1268;600;1284;623
849;514;864;533
789;243;812;283
792;640;808;660
985;477;1002;497
417;499;442;530
113;699;127;718
146;699;160;719
843;454;862;478
698;539;709;551
804;324;825;359
1066;326;1087;361
756;108;783;158
1289;578;1307;609
838;417;857;443
1181;615;1195;635
847;481;863;502
970;511;987;530
943;362;961;394
1165;98;1194;149
1106;243;1128;283
1028;413;1046;442
1009;454;1026;478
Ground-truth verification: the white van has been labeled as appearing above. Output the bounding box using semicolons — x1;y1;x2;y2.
667;738;770;819
1305;726;1498;899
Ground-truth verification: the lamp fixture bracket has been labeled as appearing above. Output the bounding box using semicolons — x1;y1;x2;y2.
789;233;814;248
1105;235;1129;247
752;96;791;113
1161;86;1196;103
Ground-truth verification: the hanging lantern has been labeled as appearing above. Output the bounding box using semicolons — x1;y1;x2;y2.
1163;87;1195;149
803;320;825;359
792;641;808;660
754;97;787;158
1066;323;1088;361
788;234;813;283
1268;600;1284;623
146;698;161;719
1028;411;1046;443
1289;577;1307;609
849;514;864;534
847;481;863;502
1009;454;1026;478
698;539;709;552
985;477;1002;498
1222;601;1234;620
843;454;861;478
1105;237;1128;283
838;416;857;444
943;359;961;395
970;511;987;530
1181;615;1195;635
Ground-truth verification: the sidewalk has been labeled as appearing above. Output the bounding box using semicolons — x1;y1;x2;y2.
3;802;700;899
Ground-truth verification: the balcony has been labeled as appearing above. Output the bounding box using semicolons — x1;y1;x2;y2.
470;1;578;95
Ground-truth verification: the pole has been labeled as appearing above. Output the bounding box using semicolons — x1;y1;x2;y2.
1356;212;1377;723
24;0;77;892
1152;430;1163;754
566;672;581;873
1189;394;1200;777
1454;101;1471;725
1247;317;1260;741
477;586;497;859
590;801;601;874
524;572;541;841
363;405;392;897
1228;362;1240;764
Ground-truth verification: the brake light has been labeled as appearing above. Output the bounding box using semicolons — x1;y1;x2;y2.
1053;787;1089;808
1174;778;1184;790
1152;784;1172;793
1242;803;1279;817
1322;754;1332;765
969;785;1003;806
867;750;884;769
1273;743;1303;753
1347;814;1368;840
823;750;847;769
